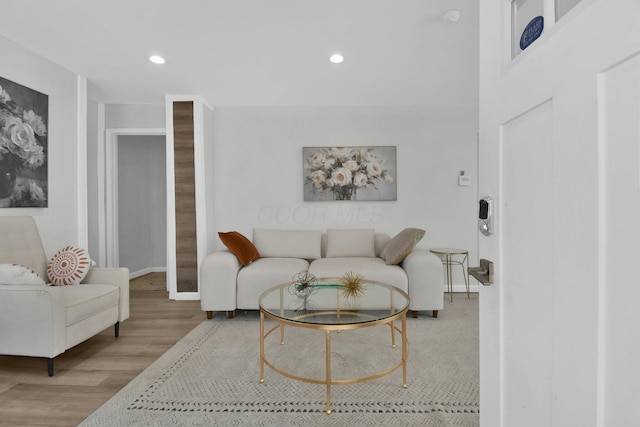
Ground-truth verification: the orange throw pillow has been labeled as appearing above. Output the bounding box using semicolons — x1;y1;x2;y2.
218;231;260;266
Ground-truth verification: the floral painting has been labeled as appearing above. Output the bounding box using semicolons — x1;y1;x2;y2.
0;76;48;207
303;146;396;201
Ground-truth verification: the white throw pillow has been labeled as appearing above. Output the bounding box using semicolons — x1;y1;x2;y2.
325;229;376;258
252;229;322;259
47;246;92;286
0;264;46;286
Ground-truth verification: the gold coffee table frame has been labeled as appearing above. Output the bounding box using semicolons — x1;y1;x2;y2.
259;279;409;415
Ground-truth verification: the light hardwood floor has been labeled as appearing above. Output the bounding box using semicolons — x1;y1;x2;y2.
0;273;203;426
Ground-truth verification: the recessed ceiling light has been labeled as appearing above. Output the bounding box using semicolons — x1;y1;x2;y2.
329;53;344;64
149;55;165;64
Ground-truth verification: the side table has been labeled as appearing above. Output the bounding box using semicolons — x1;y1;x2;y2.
429;248;469;302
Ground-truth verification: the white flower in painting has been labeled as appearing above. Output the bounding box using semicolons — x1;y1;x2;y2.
23;110;47;136
354;172;368;187
344;159;359;172
322;157;335;170
27;181;46;202
309;169;326;185
0;109;20;129
331;167;352;186
384;173;394;184
325;178;335;188
0;85;10;103
330;147;352;161
308;151;326;168
366;161;382;177
363;150;377;162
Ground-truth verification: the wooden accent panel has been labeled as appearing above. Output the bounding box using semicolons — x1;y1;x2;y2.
172;102;198;292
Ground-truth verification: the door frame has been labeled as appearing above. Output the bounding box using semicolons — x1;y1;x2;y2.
103;128;166;271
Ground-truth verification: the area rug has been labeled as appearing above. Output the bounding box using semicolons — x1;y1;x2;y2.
80;295;479;426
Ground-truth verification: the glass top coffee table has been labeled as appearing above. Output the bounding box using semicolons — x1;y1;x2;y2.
259;277;409;415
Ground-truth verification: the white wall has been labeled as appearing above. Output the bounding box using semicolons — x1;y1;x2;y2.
0;35;81;256
211;105;478;287
105;104;165;129
117;135;166;275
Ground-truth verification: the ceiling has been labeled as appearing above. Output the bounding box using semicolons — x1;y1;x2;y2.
0;0;478;107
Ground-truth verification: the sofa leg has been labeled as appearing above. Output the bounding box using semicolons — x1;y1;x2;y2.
412;310;418;318
47;358;54;377
227;310;235;319
114;322;120;337
206;311;213;320
432;310;439;318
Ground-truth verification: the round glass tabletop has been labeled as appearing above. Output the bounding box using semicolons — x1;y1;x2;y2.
258;278;409;326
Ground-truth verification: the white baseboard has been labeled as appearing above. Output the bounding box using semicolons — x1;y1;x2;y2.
129;267;167;280
444;284;480;293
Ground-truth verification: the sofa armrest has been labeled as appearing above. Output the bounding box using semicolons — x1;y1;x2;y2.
402;249;444;312
0;285;66;358
82;267;130;322
200;250;241;313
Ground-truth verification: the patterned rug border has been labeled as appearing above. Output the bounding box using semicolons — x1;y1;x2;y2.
121;318;478;416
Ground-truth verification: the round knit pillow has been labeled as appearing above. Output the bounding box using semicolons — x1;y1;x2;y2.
47;246;91;286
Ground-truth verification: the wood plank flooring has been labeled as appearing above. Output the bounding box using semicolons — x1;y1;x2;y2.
0;273;202;426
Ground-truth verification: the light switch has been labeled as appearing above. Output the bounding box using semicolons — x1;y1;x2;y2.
458;175;471;186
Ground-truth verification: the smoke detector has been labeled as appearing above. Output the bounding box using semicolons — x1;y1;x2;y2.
443;9;461;23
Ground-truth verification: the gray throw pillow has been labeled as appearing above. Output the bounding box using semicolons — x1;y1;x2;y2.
381;228;426;265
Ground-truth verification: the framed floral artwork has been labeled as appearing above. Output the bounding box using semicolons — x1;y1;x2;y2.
0;76;48;207
303;146;397;201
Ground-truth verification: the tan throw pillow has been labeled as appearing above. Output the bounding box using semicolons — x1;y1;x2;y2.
381;228;426;265
47;246;92;285
218;231;260;266
0;264;46;286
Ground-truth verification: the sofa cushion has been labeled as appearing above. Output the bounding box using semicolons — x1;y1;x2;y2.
252;228;321;259
62;284;120;326
218;231;260;266
325;229;376;258
0;264;46;286
237;257;310;309
381;228;426;265
308;257;408;292
47;246;91;286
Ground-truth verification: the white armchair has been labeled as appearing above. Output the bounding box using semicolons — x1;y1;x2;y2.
0;216;129;376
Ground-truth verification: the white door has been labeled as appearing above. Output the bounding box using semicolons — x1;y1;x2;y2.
479;1;640;426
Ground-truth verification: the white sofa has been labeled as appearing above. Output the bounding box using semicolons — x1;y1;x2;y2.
200;228;444;319
0;216;129;376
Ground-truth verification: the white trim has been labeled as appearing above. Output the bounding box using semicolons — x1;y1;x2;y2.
595;69;608;427
446;284;480;293
96;103;106;267
129;266;167;280
172;292;200;301
498;123;506;427
192;99;209;298
104;128;166;268
165;99;177;295
76;76;88;248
